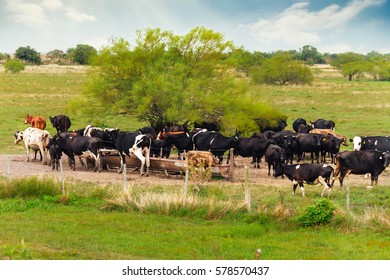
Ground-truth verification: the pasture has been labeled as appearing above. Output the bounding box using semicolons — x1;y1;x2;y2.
0;65;389;260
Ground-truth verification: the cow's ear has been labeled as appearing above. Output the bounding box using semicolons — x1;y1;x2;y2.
323;137;327;141
363;141;366;144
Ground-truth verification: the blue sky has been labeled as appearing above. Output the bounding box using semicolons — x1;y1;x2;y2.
1;0;389;54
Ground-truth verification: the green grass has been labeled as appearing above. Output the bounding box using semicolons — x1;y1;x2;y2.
1;65;390;260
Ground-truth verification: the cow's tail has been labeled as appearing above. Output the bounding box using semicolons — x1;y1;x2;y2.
42;131;50;151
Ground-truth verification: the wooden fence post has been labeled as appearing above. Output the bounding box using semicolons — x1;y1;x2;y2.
183;167;189;207
244;165;251;212
59;159;65;195
228;148;234;181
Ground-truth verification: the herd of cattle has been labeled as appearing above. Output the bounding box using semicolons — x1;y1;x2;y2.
13;114;390;197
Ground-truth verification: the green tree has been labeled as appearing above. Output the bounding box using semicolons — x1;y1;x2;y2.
299;45;324;65
47;49;66;64
332;52;368;81
251;52;314;85
227;49;264;77
4;59;25;74
71;44;97;65
15;46;41;64
73;27;286;134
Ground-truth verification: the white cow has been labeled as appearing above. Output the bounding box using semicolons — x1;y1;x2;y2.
14;127;50;164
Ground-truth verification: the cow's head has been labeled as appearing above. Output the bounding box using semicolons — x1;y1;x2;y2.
349;136;362;151
383;152;390;168
274;163;285;178
24;114;32;124
13;131;23;144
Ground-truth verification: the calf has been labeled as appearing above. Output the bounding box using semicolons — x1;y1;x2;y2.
264;144;286;177
24;114;46;130
186;150;219;169
50;115;71;132
109;129;151;176
275;163;334;197
47;132;101;172
14;127;50;164
48;143;62;170
331;150;390;188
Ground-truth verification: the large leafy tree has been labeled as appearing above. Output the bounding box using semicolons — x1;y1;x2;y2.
15;46;41;65
73;27;286;133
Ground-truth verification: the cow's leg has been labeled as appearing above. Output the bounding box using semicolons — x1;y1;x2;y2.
144;147;150;176
299;182;305;197
131;148;146;176
117;154;125;174
24;143;31;162
319;176;332;197
292;180;298;195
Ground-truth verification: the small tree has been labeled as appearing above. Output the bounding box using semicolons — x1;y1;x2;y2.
15;46;41;65
251;52;314;85
71;44;97;65
4;59;25;74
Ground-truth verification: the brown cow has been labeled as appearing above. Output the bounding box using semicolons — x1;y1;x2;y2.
24;114;46;130
309;128;347;146
186;151;218;169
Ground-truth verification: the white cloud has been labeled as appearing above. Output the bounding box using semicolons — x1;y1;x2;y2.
5;0;49;27
65;7;96;22
240;0;386;50
4;0;95;27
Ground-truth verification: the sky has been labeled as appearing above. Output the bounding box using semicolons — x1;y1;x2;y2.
1;0;389;54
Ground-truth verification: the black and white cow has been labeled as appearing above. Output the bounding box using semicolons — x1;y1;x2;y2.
264;144;286;177
193;131;243;163
349;136;390;152
275;163;334;197
296;133;323;163
47;132;101;172
109;129;151;176
50;115;71;133
310;119;335;130
161;131;194;159
14;127;51;164
331;150;390;189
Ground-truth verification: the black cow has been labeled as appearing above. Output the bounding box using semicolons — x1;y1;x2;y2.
251;130;275;140
193;131;242;163
297;124;312;133
48;143;62;170
264;144;286;177
47;132;101;172
350;136;390;152
50;115;71;133
271;130;297;164
320;135;342;163
292;118;307;132
275;163;334;197
109;129;151;176
331;150;390;188
296;133;323;163
88;128;117;150
310;119;335;130
231;138;275;168
162;131;195;159
255;118;287;132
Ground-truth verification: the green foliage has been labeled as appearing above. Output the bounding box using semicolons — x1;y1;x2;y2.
299;45;324;65
15;46;41;65
4;59;25;74
251;52;314;85
74;27;284;132
227;49;265;76
298;199;335;227
68;44;97;65
0;240;32;260
0;177;61;199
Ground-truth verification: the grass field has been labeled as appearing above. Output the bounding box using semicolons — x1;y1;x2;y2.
0;65;389;260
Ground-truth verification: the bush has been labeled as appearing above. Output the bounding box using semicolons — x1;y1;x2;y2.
298;199;335;227
4;59;25;74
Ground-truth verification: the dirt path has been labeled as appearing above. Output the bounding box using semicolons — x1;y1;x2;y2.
1;154;388;189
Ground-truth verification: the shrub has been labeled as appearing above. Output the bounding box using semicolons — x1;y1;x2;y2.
0;177;61;198
4;59;25;74
298;199;335;227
